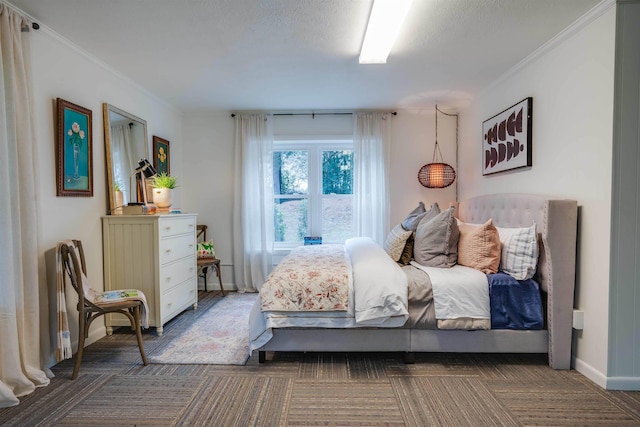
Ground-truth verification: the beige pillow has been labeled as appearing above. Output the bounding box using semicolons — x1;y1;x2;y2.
413;206;459;268
457;219;501;274
384;224;413;261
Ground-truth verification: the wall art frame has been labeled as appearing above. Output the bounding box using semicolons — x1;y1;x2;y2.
482;97;533;175
152;135;170;175
56;98;93;196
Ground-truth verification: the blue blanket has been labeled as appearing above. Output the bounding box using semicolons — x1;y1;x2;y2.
488;272;543;330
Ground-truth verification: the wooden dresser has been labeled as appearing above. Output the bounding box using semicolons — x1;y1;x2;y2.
102;213;198;336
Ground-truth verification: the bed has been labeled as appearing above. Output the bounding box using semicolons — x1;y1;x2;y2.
249;193;578;369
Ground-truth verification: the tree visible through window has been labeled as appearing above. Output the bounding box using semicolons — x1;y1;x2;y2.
273;141;353;245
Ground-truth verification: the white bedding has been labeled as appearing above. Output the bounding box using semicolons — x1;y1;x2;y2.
409;261;490;320
250;237;409;351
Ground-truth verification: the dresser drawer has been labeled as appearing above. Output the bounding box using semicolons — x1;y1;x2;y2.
159;234;195;265
159;217;195;238
159;256;196;293
161;279;197;322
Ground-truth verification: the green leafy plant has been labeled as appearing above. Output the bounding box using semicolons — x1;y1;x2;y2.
114;181;123;192
152;172;178;189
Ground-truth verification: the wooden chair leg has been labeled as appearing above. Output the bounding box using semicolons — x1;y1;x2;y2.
133;305;148;366
214;263;225;296
202;266;208;292
71;316;87;380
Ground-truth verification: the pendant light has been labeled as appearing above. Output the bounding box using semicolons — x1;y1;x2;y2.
417;105;457;188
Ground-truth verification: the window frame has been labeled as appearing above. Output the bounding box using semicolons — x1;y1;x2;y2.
272;136;354;250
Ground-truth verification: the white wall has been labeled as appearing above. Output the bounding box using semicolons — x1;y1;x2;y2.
29;27;183;367
458;6;616;383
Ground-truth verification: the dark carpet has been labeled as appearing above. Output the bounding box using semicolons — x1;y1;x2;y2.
1;291;639;426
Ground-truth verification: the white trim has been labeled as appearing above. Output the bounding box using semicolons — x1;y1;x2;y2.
481;0;616;97
573;356;608;388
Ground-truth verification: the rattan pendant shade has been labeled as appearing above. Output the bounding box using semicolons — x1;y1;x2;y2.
418;105;457;189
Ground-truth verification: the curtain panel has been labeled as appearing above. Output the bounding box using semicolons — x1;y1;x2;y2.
353;112;391;245
232;114;274;292
0;5;50;407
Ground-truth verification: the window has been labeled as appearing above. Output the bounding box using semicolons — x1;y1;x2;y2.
273;139;354;246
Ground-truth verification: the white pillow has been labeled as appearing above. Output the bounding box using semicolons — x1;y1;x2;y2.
384;224;413;262
496;222;538;280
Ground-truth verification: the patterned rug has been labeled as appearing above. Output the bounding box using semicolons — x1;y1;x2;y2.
149;292;259;365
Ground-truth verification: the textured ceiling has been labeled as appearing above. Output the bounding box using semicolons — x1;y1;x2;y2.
8;0;602;112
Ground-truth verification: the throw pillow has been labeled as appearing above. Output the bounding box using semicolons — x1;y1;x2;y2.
457;219;501;274
413;206;459;268
496;222;538;280
401;202;440;232
398;234;414;265
197;240;216;258
384;224;413;262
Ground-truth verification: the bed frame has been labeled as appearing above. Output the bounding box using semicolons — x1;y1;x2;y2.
255;194;578;369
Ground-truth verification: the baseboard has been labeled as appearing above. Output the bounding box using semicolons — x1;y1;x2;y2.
573;356;640;390
573;356;608;388
605;376;640;390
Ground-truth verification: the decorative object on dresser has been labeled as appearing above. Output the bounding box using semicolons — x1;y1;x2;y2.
102;213;198;336
102;103;148;215
196;224;224;295
482;97;533;175
55;98;93;197
151;172;177;212
152;135;170;175
58;240;148;379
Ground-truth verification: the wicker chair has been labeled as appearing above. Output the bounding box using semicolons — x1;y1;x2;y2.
58;240;148;379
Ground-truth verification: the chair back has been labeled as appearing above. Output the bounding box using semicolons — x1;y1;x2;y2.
59;240;90;311
196;224;207;242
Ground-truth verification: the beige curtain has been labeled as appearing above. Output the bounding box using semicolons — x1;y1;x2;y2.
0;5;50;407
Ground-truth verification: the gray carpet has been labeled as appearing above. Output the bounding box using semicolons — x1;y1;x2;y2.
1;291;639;426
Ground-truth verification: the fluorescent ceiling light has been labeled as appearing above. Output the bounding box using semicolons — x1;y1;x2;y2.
359;0;413;64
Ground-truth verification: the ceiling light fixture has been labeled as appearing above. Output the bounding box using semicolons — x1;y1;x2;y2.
418;105;457;189
359;0;413;64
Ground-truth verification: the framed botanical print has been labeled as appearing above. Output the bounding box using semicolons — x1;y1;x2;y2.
153;136;170;175
482;97;533;175
56;98;93;196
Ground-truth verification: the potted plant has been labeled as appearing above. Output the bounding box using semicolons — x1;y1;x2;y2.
114;181;124;213
151;172;178;210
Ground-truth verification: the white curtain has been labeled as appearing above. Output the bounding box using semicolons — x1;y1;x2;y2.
110;124;138;204
232;114;274;292
353;112;392;245
0;5;50;408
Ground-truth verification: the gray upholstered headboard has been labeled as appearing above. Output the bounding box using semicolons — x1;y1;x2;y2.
457;193;578;369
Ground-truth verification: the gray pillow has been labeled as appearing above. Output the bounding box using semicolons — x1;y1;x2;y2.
413;206;459;268
402;202;440;232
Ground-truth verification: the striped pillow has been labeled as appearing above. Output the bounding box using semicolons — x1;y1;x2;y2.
384;224;413;262
496;222;538;280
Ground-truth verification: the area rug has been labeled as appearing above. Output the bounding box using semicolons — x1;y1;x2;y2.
149;292;259;365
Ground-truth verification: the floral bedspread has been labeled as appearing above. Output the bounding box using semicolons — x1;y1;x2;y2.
260;244;350;312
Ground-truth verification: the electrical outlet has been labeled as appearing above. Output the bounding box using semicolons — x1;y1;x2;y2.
572;310;584;330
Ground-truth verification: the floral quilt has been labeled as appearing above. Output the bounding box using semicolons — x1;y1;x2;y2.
260;244;350;312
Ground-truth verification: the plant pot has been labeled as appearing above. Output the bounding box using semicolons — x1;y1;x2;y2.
114;190;124;214
153;188;172;209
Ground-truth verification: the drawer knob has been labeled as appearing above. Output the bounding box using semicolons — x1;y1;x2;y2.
165;226;172;231
188;244;194;248
165;277;171;282
165;249;172;253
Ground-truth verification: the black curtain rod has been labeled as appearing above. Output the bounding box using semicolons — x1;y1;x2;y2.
231;112;397;118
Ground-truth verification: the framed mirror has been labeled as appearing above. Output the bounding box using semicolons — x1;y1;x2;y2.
103;103;149;214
